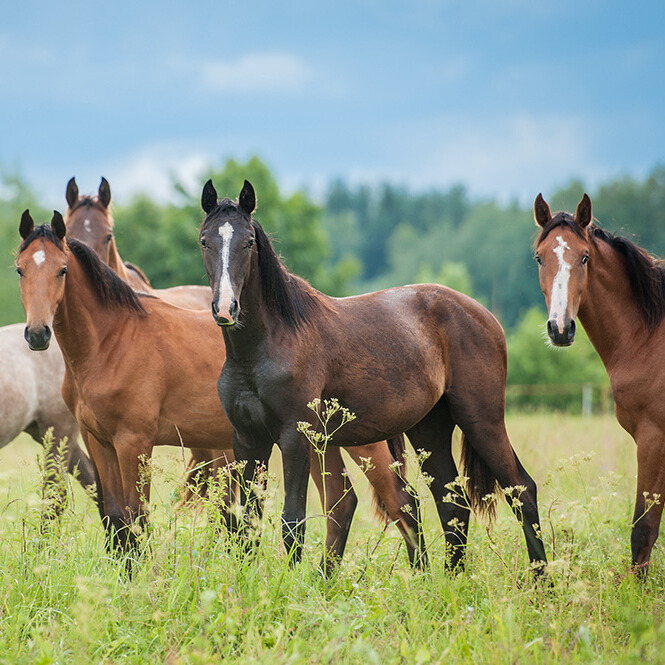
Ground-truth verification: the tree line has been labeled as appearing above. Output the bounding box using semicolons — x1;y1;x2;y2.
3;157;664;410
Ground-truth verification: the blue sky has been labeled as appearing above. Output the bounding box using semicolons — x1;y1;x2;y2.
2;1;664;207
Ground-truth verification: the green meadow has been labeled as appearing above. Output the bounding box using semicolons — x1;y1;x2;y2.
0;413;663;664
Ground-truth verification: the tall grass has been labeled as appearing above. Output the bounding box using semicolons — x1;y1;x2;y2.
0;414;663;664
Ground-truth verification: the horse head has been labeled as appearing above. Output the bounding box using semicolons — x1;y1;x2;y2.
16;210;68;350
65;176;115;264
199;179;257;326
533;193;593;346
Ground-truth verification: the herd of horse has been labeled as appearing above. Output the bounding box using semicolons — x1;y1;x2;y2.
6;176;665;578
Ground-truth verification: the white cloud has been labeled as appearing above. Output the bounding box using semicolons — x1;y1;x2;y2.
199;52;312;94
101;144;213;203
342;112;608;204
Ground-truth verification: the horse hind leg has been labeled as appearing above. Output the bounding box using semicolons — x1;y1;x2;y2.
449;401;547;573
407;398;469;572
310;445;358;576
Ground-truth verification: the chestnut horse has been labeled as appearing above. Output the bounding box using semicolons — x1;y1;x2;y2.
65;177;215;497
65;177;211;309
198;179;548;573
534;193;665;574
17;211;424;572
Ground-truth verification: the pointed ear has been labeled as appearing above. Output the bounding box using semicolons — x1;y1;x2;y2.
20;209;34;239
51;211;66;239
98;177;111;208
238;180;256;215
201;179;218;214
66;177;79;209
575;193;592;228
534;193;552;228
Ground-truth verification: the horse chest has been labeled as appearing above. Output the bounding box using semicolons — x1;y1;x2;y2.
218;363;287;436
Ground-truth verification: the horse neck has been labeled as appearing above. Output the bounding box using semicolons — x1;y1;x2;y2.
222;258;279;360
579;239;650;370
106;238;136;284
53;253;118;367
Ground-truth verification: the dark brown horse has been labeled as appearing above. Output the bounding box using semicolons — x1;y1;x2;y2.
16;211;423;571
199;179;548;573
534;193;665;574
65;177;211;309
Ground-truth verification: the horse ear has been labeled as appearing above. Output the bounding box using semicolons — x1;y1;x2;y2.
98;177;111;208
534;193;552;228
239;180;256;215
201;179;218;214
51;211;66;239
19;209;34;239
575;193;592;228
66;177;79;209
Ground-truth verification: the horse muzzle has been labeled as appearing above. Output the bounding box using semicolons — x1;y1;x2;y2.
211;298;239;327
547;318;576;346
24;324;52;351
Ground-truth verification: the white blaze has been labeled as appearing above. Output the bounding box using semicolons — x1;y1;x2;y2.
84;219;91;232
216;222;234;315
549;235;571;326
33;250;46;266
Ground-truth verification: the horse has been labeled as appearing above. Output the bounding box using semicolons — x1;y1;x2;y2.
198;179;548;574
65;177;212;309
16;210;425;572
534;193;665;575
0;323;95;509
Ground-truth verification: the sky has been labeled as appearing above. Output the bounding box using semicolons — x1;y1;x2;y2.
2;1;664;208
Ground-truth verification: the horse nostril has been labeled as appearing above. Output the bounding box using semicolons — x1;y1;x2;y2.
547;320;557;339
43;325;51;343
567;319;576;341
211;301;219;317
229;298;238;318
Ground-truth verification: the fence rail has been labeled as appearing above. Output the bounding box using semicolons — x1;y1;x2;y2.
506;383;612;415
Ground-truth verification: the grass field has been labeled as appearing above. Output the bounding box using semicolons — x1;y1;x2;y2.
0;413;664;664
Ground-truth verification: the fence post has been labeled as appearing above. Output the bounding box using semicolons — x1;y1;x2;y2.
582;383;592;417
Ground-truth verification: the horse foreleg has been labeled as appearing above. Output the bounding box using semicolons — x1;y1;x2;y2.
310;446;357;575
631;431;665;576
84;432;133;553
232;432;272;550
279;430;311;565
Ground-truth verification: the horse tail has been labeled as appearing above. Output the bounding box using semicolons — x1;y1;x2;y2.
461;434;499;521
370;433;408;525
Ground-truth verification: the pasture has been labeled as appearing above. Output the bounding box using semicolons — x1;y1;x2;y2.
0;413;663;664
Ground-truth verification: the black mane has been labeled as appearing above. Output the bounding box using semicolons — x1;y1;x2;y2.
252;220;325;329
589;226;665;330
67;238;148;314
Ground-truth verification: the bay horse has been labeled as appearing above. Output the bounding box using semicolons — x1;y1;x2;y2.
534;193;665;574
16;211;425;572
198;179;548;573
0;323;95;507
65;177;212;309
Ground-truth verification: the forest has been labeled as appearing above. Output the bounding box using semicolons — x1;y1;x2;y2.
3;157;664;410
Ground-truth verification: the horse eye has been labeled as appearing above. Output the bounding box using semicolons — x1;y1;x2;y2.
16;267;23;277
58;267;68;277
581;255;589;265
534;255;542;265
247;238;255;248
200;237;207;248
105;234;113;244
